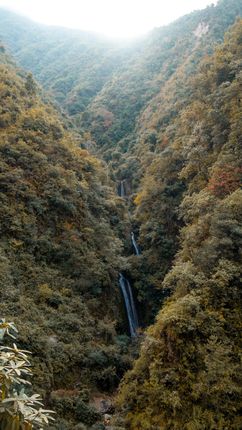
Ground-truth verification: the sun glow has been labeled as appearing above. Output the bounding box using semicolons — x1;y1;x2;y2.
0;0;217;38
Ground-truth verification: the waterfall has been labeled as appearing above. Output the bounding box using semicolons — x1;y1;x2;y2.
120;180;125;198
117;178;139;337
131;231;140;256
119;273;139;337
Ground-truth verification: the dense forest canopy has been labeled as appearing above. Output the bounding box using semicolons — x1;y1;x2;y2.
0;47;134;429
117;18;242;430
1;0;241;165
0;0;241;429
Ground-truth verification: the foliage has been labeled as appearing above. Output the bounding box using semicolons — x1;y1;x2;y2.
117;20;242;429
0;318;55;429
0;2;242;429
0;8;131;120
0;0;241;319
0;48;132;428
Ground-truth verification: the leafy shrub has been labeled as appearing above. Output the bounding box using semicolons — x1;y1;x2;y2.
0;318;55;429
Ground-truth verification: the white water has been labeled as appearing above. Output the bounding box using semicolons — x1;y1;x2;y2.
131;231;140;256
120;180;125;198
119;273;139;337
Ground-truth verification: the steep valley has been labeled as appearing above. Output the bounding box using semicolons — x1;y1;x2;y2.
0;0;242;429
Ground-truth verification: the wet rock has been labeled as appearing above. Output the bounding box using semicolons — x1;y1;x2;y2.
100;400;114;414
91;396;114;414
104;414;112;425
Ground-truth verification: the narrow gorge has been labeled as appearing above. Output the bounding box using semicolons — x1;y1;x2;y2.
0;1;241;429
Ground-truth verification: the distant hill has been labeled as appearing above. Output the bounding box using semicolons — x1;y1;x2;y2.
0;8;134;117
0;0;241;167
82;0;242;161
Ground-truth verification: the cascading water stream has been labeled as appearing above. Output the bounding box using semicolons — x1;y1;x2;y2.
119;273;139;337
119;180;125;198
117;178;139;337
131;231;140;256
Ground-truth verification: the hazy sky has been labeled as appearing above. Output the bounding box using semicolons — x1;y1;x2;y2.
0;0;217;38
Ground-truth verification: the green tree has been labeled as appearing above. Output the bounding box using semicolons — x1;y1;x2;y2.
0;319;55;429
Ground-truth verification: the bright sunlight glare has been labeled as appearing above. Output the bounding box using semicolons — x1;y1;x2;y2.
0;0;217;38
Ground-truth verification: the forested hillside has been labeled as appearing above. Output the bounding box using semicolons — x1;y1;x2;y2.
1;0;241;320
124;3;242;321
0;48;133;429
0;8;133;118
117;19;242;429
0;0;241;169
83;0;242;161
0;0;241;429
